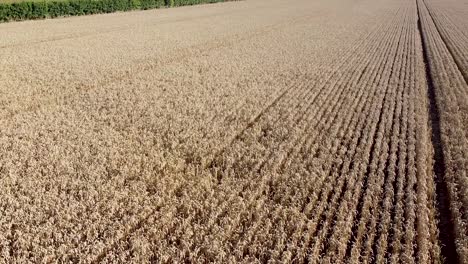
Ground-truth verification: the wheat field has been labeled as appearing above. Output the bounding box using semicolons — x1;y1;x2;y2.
0;0;466;262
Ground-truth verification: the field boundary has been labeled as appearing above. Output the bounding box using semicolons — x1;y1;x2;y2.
0;0;237;22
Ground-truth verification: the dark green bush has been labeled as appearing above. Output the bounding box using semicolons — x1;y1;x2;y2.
31;1;47;18
140;0;163;10
83;0;105;14
68;1;85;15
173;0;224;7
8;2;33;20
47;1;71;17
0;4;11;21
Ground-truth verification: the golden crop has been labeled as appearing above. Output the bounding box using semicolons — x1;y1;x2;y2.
0;0;466;262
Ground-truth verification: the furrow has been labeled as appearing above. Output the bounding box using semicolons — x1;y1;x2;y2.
412;11;441;262
417;0;468;261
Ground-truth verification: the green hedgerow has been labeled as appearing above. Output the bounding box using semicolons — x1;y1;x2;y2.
0;0;230;22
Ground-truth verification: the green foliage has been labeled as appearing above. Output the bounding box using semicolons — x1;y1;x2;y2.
47;1;70;17
31;1;47;18
140;0;164;10
173;0;225;7
0;0;229;22
8;2;32;20
0;4;11;21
